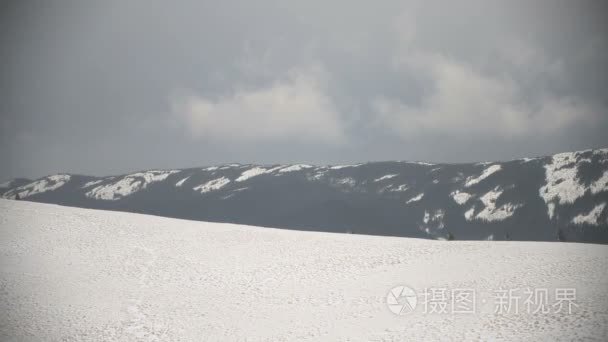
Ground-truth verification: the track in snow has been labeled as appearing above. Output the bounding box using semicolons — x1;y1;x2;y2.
1;199;607;341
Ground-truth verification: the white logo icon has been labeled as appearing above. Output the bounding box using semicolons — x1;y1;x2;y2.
387;285;417;315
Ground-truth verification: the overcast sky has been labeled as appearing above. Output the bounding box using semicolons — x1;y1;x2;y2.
1;0;607;180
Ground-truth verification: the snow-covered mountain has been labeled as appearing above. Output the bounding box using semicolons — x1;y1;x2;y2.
2;199;607;341
2;148;608;243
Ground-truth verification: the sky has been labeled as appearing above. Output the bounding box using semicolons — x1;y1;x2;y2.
1;0;607;180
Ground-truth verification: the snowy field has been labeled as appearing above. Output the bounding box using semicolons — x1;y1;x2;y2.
1;199;607;341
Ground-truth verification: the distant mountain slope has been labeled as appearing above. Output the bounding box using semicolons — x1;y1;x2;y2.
2;148;608;243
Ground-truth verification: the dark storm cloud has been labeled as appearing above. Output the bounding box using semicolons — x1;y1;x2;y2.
1;0;607;180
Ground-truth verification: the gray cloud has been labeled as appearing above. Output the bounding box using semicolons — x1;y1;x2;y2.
1;0;607;180
171;65;347;144
372;38;600;140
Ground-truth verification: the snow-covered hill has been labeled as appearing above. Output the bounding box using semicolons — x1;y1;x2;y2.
1;148;608;243
0;199;606;341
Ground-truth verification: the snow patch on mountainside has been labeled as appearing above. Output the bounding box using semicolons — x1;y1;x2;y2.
220;187;249;200
593;148;608;155
406;193;424;204
86;171;178;200
236;165;296;181
236;167;268;182
330;164;362;170
590;171;608;194
5;174;71;199
464;206;476;220
465;165;502;187
278;164;313;173
377;184;392;193
81;179;103;188
175;176;189;187
218;164;241;170
390;184;409;192
572;203;606;226
193;177;230;193
374;174;397;182
335;177;356;187
406;161;435;166
420;209;446;235
540;152;586;208
547;203;556;220
434;211;445;229
539;151;608;219
308;170;327;181
466;187;521;222
423;209;445;228
451;191;472;205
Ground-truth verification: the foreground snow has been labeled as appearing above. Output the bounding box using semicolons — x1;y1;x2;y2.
1;200;607;341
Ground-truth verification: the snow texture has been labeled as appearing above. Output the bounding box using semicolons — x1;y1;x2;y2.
464;206;476;220
590;171;608;195
374;174;398;182
330;164;361;170
450;191;472;205
236;167;269;182
389;184;409;192
422;209;445;229
278;164;313;173
308;170;327;181
5;174;71;199
572;203;606;226
218;164;241;170
86;171;178;201
465;165;502;187
406;193;424;204
1;199;607;341
235;165;293;182
539;151;608;219
406;161;436;166
469;187;521;222
82;180;103;189
335;177;356;187
540;152;587;207
193;177;230;193
175;176;189;187
547;203;556;221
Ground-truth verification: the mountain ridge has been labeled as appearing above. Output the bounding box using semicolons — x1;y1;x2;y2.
2;148;607;243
